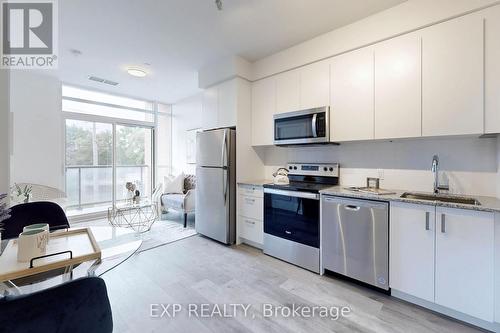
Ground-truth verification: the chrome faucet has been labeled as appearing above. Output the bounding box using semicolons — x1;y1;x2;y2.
431;155;449;194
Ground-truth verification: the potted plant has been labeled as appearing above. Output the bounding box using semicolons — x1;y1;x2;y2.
0;193;11;239
11;183;32;204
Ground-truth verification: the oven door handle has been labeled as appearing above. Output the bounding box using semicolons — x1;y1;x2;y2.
264;188;319;200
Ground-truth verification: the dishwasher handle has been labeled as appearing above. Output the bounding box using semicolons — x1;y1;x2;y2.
344;205;361;211
323;195;389;210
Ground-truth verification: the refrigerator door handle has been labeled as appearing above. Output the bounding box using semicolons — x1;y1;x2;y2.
222;130;228;203
221;129;227;167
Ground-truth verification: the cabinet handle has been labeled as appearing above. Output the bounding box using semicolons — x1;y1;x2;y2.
285;230;292;235
245;220;255;225
441;214;446;233
425;212;430;230
245;198;255;203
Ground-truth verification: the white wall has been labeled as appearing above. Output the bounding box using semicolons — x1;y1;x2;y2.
497;137;500;198
198;56;252;89
252;0;500;80
9;71;63;190
235;78;265;182
259;137;499;197
171;93;203;176
0;70;9;194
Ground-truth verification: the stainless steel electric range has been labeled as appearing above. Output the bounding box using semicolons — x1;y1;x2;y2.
263;163;339;273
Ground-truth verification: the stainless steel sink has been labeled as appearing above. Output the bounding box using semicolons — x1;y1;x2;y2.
400;192;481;206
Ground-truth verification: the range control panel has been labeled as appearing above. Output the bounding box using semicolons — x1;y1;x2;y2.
287;163;339;177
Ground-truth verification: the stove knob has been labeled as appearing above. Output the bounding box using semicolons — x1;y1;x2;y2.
329;167;334;172
323;167;328;172
294;166;297;170
289;166;293;170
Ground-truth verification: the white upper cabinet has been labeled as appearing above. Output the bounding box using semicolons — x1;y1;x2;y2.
202;80;237;130
375;34;422;139
421;14;484;137
276;61;329;114
485;6;500;134
300;60;330;109
276;69;300;114
435;207;494;322
330;47;374;142
202;86;218;130
251;77;276;146
390;203;435;302
217;79;237;128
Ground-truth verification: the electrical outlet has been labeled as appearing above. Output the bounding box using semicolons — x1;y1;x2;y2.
378;169;385;180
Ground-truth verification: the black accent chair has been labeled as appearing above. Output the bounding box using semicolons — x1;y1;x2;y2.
1;201;70;240
0;277;113;333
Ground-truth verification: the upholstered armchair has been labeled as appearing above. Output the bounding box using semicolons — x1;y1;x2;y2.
159;175;196;228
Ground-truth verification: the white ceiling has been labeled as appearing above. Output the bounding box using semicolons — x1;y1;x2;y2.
58;0;406;104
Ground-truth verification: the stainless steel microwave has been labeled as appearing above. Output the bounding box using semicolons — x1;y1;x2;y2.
273;106;330;145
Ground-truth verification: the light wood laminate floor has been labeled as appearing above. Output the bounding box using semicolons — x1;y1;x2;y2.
103;235;483;333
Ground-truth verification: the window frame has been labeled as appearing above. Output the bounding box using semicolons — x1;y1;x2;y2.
61;84;171;218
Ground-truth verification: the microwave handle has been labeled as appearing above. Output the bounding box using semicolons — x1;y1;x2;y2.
312;114;318;137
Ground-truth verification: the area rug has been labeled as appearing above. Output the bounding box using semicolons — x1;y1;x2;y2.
73;212;197;253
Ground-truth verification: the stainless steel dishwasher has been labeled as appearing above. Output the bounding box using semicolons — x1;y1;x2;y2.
321;195;389;290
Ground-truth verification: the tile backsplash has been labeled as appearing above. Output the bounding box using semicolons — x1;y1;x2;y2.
260;136;500;197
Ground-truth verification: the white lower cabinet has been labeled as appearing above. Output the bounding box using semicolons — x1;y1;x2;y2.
237;184;264;247
239;217;263;245
390;203;495;324
435;207;494;322
390;202;435;302
238;195;263;221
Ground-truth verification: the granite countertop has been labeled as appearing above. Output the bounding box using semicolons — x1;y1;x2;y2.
237;180;273;187
320;186;500;213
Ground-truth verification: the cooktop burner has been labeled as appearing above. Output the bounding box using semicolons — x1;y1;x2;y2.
264;182;334;193
264;163;339;193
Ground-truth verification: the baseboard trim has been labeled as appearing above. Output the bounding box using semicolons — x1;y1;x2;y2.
239;237;263;250
68;211;107;224
391;289;500;332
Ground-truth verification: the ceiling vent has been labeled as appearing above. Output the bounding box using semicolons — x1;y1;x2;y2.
88;76;119;86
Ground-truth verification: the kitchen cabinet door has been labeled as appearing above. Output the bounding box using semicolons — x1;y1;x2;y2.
202;86;218;130
375;34;421;139
276;69;300;114
390;202;435;302
217;79;237;128
251;77;276;146
435;207;494;322
485;6;500;134
300;60;330;110
422;14;484;136
330;47;374;142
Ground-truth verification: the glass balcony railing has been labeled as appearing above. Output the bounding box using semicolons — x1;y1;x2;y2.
65;165;150;211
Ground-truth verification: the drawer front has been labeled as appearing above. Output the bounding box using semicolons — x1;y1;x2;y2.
238;184;264;198
239;216;263;245
239;195;264;221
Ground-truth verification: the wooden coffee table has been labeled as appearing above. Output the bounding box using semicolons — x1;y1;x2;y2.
0;226;142;296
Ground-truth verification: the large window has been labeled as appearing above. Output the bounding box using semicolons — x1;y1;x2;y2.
65;120;113;210
62;85;170;216
62;85;154;122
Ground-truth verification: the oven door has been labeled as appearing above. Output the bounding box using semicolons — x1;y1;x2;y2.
274;107;329;145
263;189;320;248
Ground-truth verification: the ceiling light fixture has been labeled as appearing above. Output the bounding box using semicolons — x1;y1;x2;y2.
127;67;147;78
215;0;222;11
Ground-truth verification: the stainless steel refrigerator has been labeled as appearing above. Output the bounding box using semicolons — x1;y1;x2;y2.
195;128;236;244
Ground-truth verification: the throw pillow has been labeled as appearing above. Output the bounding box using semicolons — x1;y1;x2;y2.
163;173;184;194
